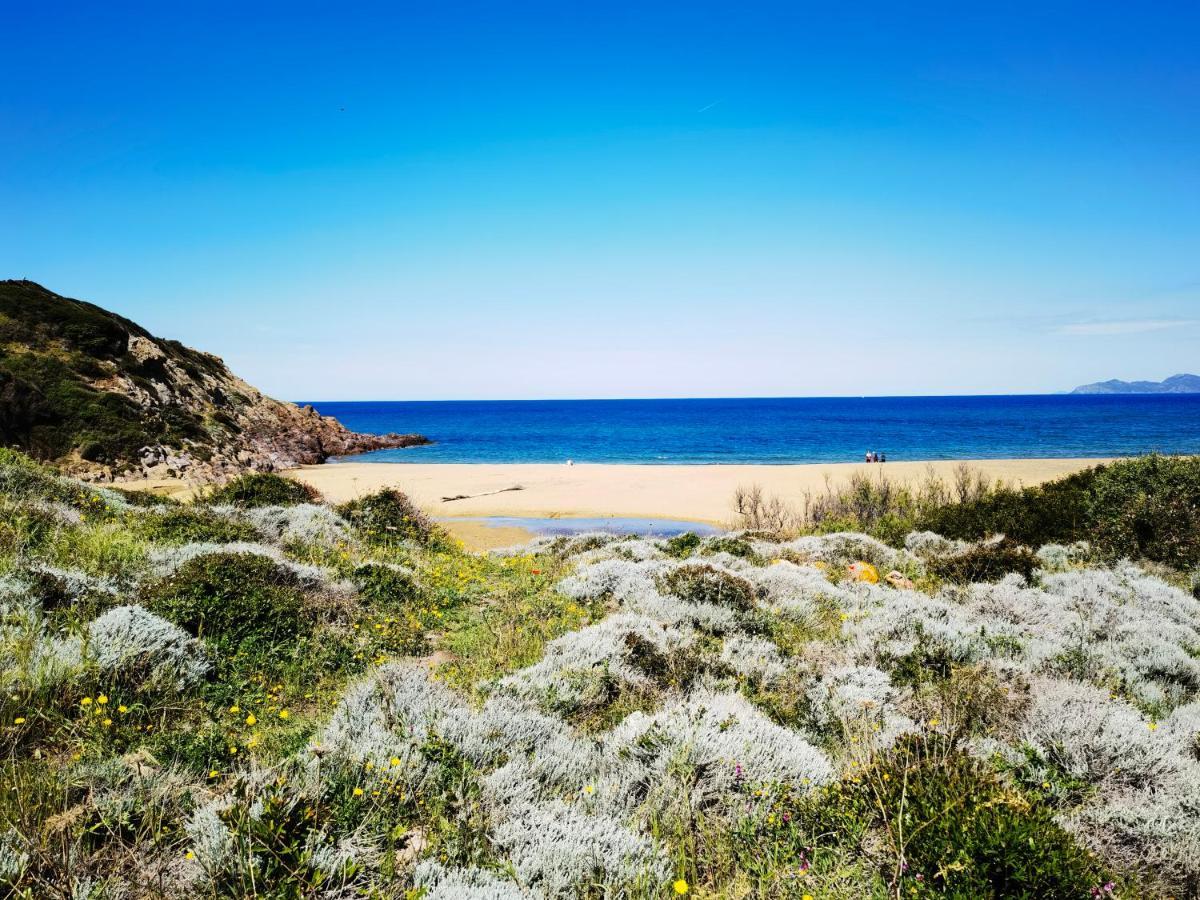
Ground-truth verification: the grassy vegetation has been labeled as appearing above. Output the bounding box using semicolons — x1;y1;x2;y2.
735;454;1200;571
202;472;321;508
0;452;589;897
4;450;1198;897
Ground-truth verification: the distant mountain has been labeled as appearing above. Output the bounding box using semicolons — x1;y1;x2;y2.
0;280;428;481
1071;374;1200;395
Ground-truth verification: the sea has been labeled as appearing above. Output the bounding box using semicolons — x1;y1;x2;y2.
305;395;1200;465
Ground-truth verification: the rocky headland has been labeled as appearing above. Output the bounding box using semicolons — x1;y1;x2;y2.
0;280;428;482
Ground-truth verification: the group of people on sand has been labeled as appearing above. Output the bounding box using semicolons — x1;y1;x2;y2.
864;450;887;463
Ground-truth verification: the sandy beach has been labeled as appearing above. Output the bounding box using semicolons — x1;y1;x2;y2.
283;458;1114;527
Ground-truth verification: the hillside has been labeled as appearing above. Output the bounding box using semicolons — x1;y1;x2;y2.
2;455;1199;897
1072;373;1200;394
0;280;427;480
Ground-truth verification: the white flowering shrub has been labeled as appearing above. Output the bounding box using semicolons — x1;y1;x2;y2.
843;584;999;666
904;530;966;559
185;800;235;875
605;688;833;812
746;560;851;624
1164;701;1200;758
311;662;458;786
719;634;789;684
1021;679;1200;889
1034;541;1090;572
964;567;1200;707
779;532;913;570
21;563;121;608
805;664;915;748
556;558;663;605
492;802;668;896
1022;678;1186;790
0;580;83;695
493;613;693;715
557;558;746;633
85;604;210;691
413;860;528;899
242;503;352;546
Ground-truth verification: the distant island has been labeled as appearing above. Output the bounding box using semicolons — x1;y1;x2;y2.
1071;373;1200;394
0;280;429;482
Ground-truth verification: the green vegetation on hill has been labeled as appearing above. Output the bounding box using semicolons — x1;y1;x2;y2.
0;280;222;465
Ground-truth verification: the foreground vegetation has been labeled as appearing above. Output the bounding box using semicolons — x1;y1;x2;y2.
2;450;1199;898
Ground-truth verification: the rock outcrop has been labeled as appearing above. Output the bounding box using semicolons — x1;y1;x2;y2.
0;280;428;481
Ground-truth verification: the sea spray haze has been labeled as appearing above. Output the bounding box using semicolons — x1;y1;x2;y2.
2;452;1200;896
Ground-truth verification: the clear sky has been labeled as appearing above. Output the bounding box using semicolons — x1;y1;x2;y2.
3;1;1198;399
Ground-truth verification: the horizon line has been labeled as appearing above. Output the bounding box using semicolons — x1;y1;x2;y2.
287;391;1200;404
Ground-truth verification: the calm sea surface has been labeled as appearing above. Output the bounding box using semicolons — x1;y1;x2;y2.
304;396;1200;465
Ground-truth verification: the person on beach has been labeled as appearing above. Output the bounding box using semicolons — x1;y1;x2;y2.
865;450;873;463
880;452;886;463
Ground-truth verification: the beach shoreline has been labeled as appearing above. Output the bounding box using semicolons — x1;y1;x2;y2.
282;458;1116;527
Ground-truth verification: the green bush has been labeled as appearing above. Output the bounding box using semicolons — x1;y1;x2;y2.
658;563;756;610
0;447;104;510
0;500;59;554
664;531;701;558
337;488;442;547
814;735;1109;898
204;472;320;508
106;486;177;508
135;506;261;545
352;562;420;607
918;455;1200;569
145;552;307;651
702;535;757;559
927;539;1038;584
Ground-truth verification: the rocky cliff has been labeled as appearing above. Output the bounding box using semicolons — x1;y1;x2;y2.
0;280;428;481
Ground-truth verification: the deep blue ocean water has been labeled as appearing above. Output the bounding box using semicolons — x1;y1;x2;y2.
305;396;1200;465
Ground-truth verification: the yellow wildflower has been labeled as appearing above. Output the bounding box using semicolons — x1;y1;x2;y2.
185;850;195;860
673;880;689;895
245;713;257;726
80;697;93;706
97;694;108;705
209;769;219;778
353;787;365;796
390;756;401;767
278;709;290;719
230;705;240;713
117;705;128;714
13;717;25;725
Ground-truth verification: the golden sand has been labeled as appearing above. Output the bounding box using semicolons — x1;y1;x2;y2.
284;458;1113;528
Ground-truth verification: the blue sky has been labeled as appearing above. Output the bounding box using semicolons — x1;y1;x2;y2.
3;1;1198;399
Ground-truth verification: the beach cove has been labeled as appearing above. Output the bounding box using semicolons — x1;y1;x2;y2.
281;458;1113;547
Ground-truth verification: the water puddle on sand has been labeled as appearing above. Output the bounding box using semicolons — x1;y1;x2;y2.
437;515;721;548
